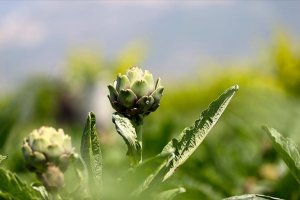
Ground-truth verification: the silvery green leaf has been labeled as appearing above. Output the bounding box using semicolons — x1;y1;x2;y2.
223;194;284;200
112;113;141;165
263;126;300;184
0;155;7;164
161;85;239;181
0;168;43;200
154;187;186;200
135;85;238;195
80;112;103;189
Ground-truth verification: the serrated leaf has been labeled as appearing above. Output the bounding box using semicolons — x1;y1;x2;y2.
80;112;103;189
112;113;141;165
0;168;42;200
154;187;186;200
161;85;239;181
0;155;7;165
223;194;284;200
263;126;300;184
135;85;238;195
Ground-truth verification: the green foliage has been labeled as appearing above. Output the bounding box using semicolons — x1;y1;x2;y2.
31;184;49;200
272;33;300;95
223;194;283;200
154;187;186;200
2;34;300;199
0;168;43;200
0;99;18;150
80;112;103;190
66;50;103;88
160;85;238;182
112;113;142;165
132;85;238;197
0;155;7;165
263;126;300;184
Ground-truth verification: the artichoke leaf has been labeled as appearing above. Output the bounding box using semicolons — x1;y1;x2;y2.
135;85;239;194
161;85;239;181
80;112;103;189
223;194;284;200
263;126;300;184
112;113;141;165
0;168;44;200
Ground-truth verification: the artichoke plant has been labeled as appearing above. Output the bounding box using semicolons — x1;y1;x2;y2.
22;126;75;191
108;66;164;119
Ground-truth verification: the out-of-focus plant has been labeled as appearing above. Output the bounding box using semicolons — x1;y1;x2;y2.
272;33;300;96
22;127;76;191
66;49;104;89
223;126;300;199
263;127;300;184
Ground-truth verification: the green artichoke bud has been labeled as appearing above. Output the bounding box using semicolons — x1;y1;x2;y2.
108;67;164;118
22;126;75;173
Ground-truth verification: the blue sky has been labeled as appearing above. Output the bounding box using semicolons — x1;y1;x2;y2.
0;1;300;92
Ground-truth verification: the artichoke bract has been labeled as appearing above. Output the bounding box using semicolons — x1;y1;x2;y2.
22;126;75;173
108;67;164;119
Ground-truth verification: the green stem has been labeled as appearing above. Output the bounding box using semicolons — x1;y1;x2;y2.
137;122;143;162
133;116;144;164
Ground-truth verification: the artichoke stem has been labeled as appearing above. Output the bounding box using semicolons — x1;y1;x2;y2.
132;115;144;163
37;165;65;193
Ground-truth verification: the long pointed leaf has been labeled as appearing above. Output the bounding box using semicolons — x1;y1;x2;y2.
136;85;238;195
161;85;239;181
80;112;103;189
263;126;300;184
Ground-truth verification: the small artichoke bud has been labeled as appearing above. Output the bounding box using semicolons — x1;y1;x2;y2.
22;126;75;173
108;67;164;118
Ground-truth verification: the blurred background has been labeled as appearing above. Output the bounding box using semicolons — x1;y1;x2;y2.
1;1;300;199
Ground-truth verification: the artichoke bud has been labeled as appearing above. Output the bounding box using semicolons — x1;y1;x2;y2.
108;67;164;118
22;126;75;173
